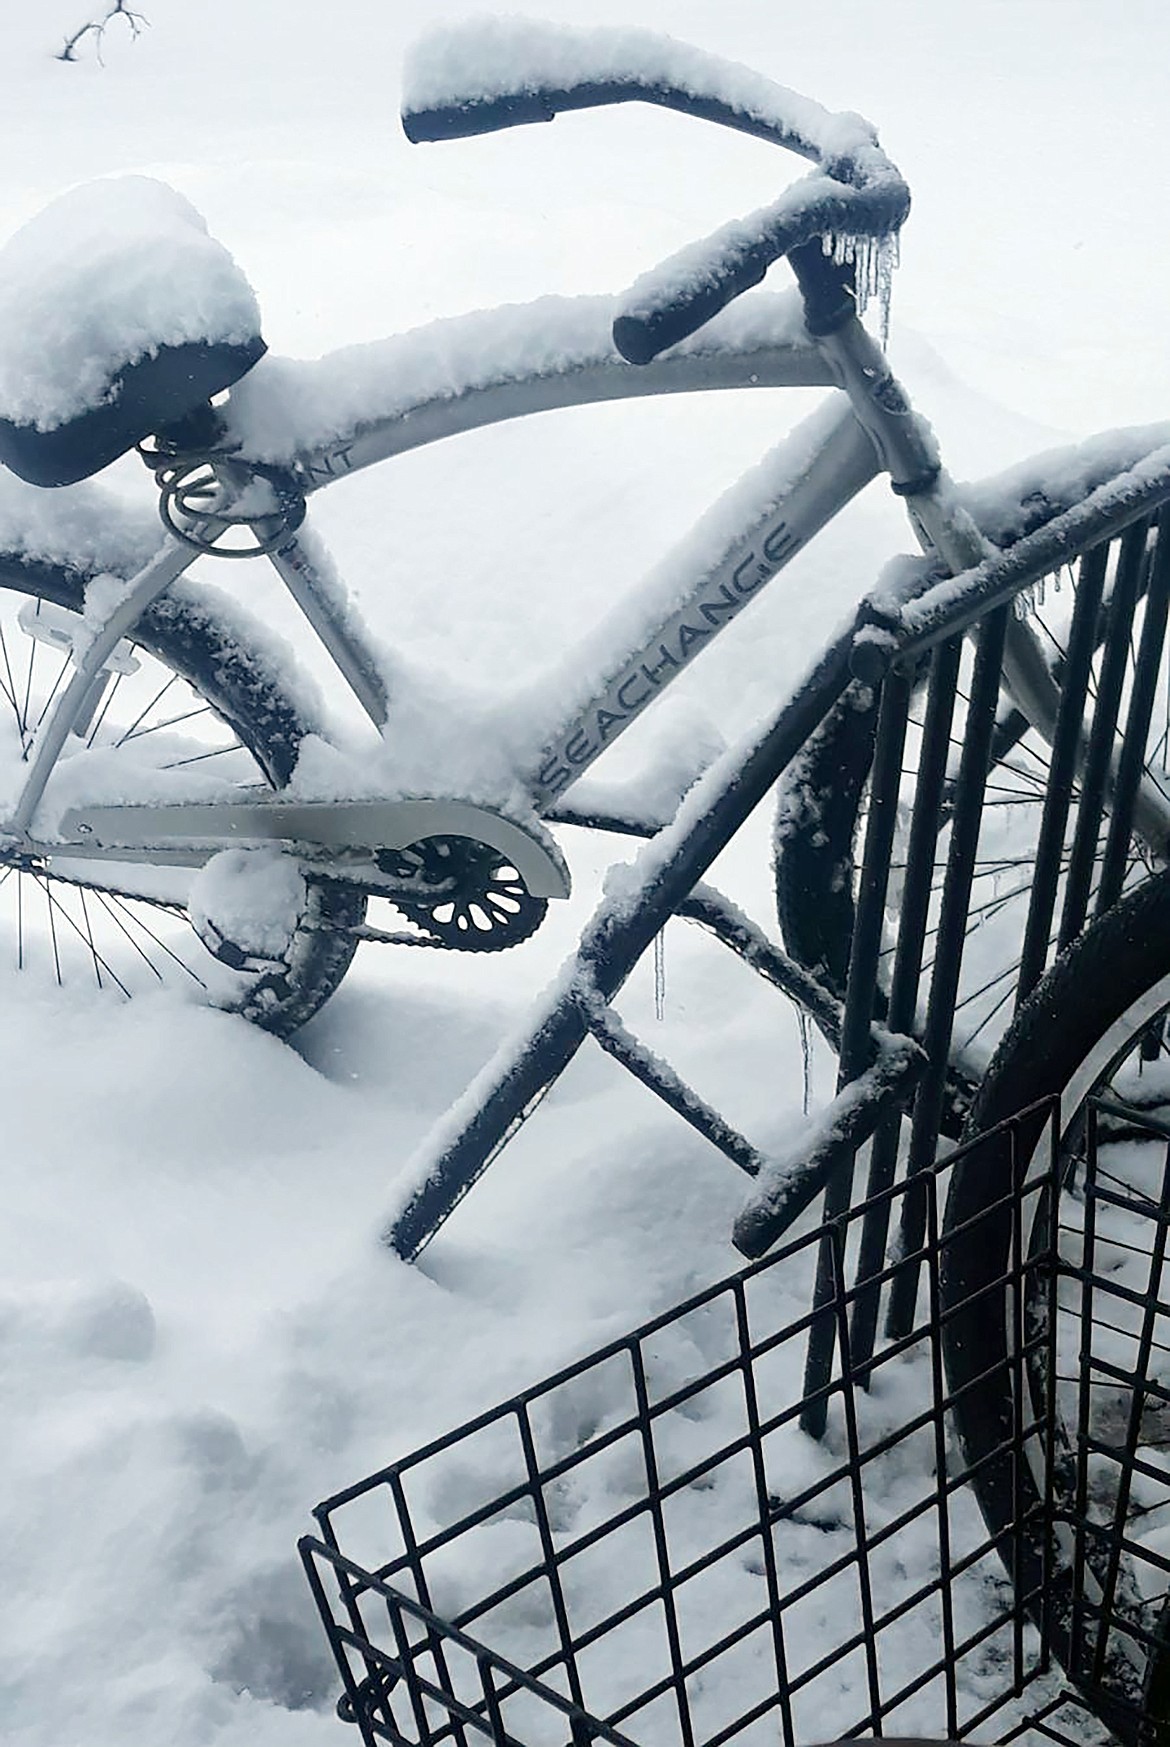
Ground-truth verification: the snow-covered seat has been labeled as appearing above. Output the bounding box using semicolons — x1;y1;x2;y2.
0;176;265;488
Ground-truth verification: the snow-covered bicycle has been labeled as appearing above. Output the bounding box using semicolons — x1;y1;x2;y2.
0;18;1162;1045
5;21;1170;1734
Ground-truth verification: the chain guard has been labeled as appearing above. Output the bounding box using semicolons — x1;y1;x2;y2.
378;835;548;952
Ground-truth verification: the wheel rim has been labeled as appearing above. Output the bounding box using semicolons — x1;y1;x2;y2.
945;939;1170;1740
1028;989;1170;1731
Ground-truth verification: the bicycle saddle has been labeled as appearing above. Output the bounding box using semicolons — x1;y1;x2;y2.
0;175;265;488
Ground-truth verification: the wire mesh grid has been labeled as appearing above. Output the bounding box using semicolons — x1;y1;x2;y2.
304;1093;1170;1747
1047;1099;1170;1743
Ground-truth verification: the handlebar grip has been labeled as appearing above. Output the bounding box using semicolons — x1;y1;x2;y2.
403;92;556;143
612;238;776;365
612;171;906;363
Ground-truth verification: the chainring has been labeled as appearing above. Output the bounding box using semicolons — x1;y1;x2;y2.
378;835;548;952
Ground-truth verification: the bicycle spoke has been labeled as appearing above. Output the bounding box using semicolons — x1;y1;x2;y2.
30;656;70;737
20;632;38;745
86;667;126;747
77;887;103;988
92;888;207;986
110;671;182;744
37;877;133;997
40;873;63;986
88;888;173;981
119;701;217;743
160;744;244;771
0;620;23;731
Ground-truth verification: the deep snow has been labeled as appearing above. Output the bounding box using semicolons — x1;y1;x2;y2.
2;4;1169;1745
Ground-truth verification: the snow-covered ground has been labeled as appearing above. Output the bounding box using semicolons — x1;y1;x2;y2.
2;5;1169;1744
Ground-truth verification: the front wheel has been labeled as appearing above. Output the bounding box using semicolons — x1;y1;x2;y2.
942;869;1170;1741
775;438;1170;1119
0;544;365;1036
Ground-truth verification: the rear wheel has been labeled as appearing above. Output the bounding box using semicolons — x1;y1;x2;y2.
0;550;365;1035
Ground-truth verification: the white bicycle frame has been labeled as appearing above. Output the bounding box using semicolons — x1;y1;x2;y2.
0;289;1099;901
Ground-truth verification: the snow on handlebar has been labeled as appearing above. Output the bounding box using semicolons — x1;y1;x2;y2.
400;18;909;363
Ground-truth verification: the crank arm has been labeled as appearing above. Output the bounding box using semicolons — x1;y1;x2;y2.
54;796;571;899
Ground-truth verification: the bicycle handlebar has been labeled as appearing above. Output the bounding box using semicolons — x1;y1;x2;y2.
401;21;909;363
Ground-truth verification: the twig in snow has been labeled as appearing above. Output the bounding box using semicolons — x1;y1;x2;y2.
57;2;149;64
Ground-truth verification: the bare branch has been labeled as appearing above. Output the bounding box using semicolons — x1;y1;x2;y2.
57;2;149;64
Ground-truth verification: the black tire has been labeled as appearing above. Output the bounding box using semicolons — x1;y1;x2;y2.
942;868;1170;1741
775;442;1170;1119
0;549;365;1036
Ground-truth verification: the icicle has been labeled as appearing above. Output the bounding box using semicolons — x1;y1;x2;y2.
653;928;666;1021
874;234;898;349
1014;571;1056;620
797;1007;812;1117
821;231;899;347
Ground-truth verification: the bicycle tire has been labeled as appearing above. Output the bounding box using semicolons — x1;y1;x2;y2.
0;546;365;1036
774;444;1170;1118
942;868;1170;1741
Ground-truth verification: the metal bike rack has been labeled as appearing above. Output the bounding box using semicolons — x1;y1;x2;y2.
380;469;1170;1445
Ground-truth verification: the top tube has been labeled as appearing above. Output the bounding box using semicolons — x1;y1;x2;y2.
221;290;839;487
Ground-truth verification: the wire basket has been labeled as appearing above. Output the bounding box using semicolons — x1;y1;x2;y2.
302;1098;1170;1747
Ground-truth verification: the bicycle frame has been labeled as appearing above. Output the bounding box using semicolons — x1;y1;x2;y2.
0;291;989;881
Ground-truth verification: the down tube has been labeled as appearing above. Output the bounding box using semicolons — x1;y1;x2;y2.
528;398;880;810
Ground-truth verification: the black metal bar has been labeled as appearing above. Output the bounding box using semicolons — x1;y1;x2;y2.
385;629;854;1260
1096;508;1170;912
893;459;1170;658
801;669;910;1436
1070;1103;1097;1686
515;1402;589;1714
1087;1133;1170;1688
387;1587;439;1747
389;1470;472;1747
628;1341;696;1747
827;1227;884;1730
478;1656;508;1747
850;639;963;1369
1015;541;1109;1002
1058;519;1147;948
731;1278;798;1747
924;1172;960;1740
584;999;766;1176
839;671;914;1085
1008;1112;1027;1693
887;604;1010;1338
732;1030;924;1260
299;1540;384;1747
676;886;844;1050
1039;1107;1061;1682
